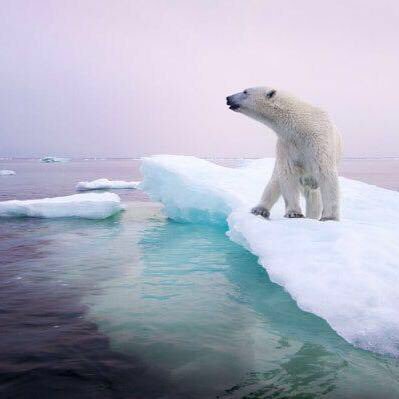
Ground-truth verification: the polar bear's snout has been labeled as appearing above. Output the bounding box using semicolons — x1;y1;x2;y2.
226;93;244;111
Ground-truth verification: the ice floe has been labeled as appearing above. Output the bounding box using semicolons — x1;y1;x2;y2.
141;155;399;357
0;170;16;176
0;193;123;219
76;178;140;191
40;156;70;163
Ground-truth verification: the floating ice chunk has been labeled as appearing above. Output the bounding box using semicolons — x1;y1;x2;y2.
141;155;399;356
40;156;70;163
76;178;140;191
0;170;16;175
0;193;123;219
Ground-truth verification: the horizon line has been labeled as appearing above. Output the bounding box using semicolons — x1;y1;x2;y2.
2;156;399;161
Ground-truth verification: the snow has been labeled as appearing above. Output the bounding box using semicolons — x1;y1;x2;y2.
0;193;123;219
0;170;16;175
76;178;140;191
141;155;399;357
40;156;69;163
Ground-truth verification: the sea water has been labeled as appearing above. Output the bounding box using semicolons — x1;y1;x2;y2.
1;158;399;398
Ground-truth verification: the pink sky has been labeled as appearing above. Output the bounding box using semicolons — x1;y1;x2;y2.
1;0;399;158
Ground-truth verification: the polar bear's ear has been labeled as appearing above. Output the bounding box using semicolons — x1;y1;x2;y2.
266;90;276;99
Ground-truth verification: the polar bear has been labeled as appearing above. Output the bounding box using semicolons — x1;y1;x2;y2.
226;87;342;221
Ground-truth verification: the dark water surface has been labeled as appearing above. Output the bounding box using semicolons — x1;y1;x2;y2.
1;158;399;399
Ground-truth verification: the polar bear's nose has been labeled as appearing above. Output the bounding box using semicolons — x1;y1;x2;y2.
226;95;236;106
226;95;240;110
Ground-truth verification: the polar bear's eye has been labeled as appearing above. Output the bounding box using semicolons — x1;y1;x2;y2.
243;90;248;95
266;90;276;99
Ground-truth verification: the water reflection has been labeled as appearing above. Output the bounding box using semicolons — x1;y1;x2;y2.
0;210;185;399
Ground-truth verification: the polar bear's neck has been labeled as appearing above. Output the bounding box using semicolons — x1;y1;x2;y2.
261;111;301;142
260;101;326;143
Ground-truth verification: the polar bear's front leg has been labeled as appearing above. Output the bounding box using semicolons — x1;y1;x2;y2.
319;171;340;221
279;168;304;218
251;165;281;218
304;187;322;219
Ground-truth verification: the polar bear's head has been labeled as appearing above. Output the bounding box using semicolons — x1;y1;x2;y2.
226;87;304;127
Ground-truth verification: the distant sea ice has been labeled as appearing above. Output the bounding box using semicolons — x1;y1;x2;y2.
76;178;140;191
40;156;70;163
0;192;123;219
0;170;16;175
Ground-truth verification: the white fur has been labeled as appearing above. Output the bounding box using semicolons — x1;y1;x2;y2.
227;87;342;221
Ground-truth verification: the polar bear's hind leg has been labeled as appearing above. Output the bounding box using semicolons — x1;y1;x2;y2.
319;171;340;221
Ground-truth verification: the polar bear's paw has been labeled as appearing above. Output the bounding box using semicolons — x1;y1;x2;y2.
251;206;270;219
284;211;304;218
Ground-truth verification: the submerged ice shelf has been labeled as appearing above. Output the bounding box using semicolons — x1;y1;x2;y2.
76;178;140;191
141;155;399;357
0;193;123;219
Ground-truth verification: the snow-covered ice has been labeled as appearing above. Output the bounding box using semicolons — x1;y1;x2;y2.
76;178;140;191
141;155;399;357
0;170;16;175
0;193;123;219
40;156;70;163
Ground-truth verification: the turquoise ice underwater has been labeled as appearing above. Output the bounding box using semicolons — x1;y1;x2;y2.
78;202;399;398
